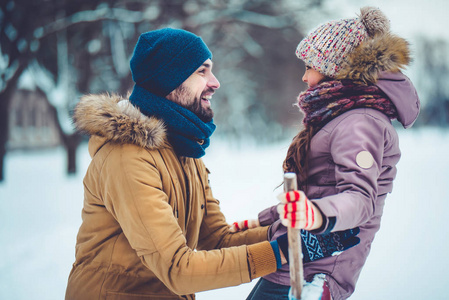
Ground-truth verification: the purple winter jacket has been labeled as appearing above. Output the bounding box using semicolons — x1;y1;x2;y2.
259;72;420;300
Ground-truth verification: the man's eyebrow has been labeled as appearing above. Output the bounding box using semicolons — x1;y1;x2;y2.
202;62;212;69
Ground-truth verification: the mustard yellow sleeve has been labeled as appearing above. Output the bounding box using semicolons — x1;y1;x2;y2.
247;241;277;280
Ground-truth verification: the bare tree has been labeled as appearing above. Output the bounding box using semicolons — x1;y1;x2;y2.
1;0;146;180
415;36;449;126
1;0;327;180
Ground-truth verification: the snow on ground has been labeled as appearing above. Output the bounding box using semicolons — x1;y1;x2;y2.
0;127;448;300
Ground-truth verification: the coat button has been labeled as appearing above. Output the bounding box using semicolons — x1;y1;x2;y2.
201;204;205;209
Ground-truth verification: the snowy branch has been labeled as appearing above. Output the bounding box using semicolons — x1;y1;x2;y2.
188;8;294;28
33;6;154;39
108;22;129;78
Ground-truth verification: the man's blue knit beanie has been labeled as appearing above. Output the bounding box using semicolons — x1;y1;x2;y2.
130;28;212;97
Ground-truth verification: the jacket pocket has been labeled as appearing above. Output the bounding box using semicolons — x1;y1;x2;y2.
106;291;181;300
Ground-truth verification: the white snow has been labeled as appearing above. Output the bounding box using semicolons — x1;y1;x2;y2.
0;127;448;299
300;274;327;300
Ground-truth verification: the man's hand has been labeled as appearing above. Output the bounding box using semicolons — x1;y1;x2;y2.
277;190;323;231
229;219;260;233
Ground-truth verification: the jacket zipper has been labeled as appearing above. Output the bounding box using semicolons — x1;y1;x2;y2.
177;156;191;229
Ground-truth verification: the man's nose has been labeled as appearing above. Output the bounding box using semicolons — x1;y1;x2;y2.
208;73;220;89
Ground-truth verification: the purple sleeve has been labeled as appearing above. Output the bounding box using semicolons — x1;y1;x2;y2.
258;205;286;241
258;205;279;226
311;112;393;233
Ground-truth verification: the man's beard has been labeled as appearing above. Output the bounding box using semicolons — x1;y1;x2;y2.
171;85;214;123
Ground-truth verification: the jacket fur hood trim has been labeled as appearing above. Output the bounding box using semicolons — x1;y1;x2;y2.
336;33;411;84
73;93;167;149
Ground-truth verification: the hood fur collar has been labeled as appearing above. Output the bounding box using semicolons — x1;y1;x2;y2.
336;33;411;84
73;93;167;149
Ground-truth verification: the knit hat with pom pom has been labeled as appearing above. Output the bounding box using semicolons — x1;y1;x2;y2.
296;7;390;78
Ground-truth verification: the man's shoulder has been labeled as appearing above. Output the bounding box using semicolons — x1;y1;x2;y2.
93;141;162;166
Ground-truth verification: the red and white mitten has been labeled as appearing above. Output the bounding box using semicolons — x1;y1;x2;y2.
277;190;316;230
229;219;260;233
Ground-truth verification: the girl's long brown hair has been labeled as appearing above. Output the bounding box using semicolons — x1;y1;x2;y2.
285;75;331;191
283;126;317;191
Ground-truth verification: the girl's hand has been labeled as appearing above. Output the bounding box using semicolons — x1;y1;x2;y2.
277;190;323;231
229;219;260;233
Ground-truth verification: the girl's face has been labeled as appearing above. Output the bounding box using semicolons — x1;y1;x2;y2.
302;66;325;88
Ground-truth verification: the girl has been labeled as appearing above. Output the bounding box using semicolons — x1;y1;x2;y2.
233;6;420;300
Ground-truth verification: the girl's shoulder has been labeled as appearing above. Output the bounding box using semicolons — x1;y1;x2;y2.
321;108;394;134
315;108;399;151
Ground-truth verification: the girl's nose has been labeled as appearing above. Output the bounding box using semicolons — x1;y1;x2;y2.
302;72;307;83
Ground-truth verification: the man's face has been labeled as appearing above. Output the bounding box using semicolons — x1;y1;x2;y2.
166;59;220;123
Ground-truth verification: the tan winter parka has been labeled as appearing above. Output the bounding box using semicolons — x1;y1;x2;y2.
65;94;276;300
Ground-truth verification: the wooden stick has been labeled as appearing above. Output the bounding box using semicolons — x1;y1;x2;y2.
284;173;303;299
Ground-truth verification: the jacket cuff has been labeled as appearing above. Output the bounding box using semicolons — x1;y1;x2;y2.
310;201;336;234
269;240;282;269
247;241;277;280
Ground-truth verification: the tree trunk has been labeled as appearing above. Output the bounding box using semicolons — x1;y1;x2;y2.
0;86;18;182
0;99;7;182
43;94;82;175
64;133;81;174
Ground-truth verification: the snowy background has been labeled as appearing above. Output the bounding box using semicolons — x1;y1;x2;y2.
2;0;449;299
0;127;448;300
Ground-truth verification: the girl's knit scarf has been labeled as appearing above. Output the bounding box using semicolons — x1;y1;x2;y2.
130;84;215;158
298;80;398;129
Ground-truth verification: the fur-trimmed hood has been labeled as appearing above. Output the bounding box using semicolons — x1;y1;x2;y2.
73;93;167;156
337;33;420;128
337;33;411;84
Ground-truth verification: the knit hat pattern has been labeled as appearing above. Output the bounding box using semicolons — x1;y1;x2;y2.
296;7;390;78
130;28;212;97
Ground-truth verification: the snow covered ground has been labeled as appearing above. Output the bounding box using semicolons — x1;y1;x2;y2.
0;127;447;300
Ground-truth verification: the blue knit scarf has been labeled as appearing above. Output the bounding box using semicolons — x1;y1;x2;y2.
129;84;216;158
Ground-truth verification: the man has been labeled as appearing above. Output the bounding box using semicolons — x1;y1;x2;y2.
65;28;358;300
65;28;282;300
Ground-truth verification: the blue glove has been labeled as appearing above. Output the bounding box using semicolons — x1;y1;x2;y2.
300;227;360;263
273;227;360;265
